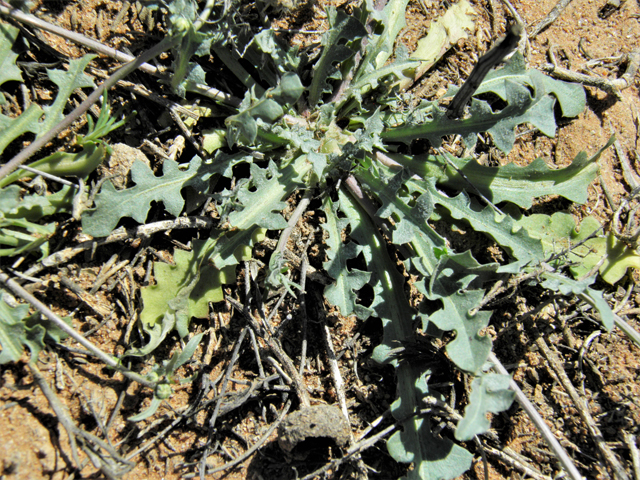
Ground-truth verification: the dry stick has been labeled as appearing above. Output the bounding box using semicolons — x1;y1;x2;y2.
610;125;640;190
29;363;134;477
536;337;630;480
0;32;177;182
226;296;311;408
447;23;523;120
274;188;313;258
0;2;239;107
25;216;215;277
181;400;292;478
542;48;640;100
529;0;577;39
29;363;82;468
488;352;583;480
298;253;309;378
482;445;551;480
623;432;640;480
208;327;249;431
0;269;155;389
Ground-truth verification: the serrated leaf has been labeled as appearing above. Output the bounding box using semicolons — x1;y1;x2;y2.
0;294;45;364
82;156;216;237
40;56;96;135
0;23;23;89
427;250;499;298
474;53;585;118
226;74;303;146
387;138;607;209
455;372;515;441
359;0;409;71
228;160;305;231
0;103;44;155
253;29;300;77
322;196;371;318
429;290;492;374
339;189;472;479
383;80;550;154
387;367;473;480
415;178;544;261
308;8;367;107
1;185;74;221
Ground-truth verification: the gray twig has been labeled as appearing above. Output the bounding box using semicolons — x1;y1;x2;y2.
529;0;577;38
488;352;583;480
536;337;630;480
543;48;640;100
226;296;311;407
0;269;155;389
25;216;215;277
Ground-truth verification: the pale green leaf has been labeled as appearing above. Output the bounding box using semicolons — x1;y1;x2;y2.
455;373;515;441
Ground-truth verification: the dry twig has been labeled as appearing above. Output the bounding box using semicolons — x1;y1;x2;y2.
536;337;630;480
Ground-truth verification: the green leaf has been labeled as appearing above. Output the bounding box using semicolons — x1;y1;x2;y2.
0;103;44;155
429;290;492;375
40;56;96;135
0;143;107;188
228;160;306;231
308;8;367;108
140;240;229;329
0;23;23;104
383;80;551;154
82;156;216;237
384;53;587;154
473;52;586;118
387;139;606;209
415;178;545;261
128;396;163;422
455;372;515;441
1;185;74;221
0;294;45;364
387;368;473;480
226;73;303;146
514;211;640;284
322;196;372;318
339;189;472;479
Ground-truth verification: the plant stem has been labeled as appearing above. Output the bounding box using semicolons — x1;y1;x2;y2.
0;269;155;389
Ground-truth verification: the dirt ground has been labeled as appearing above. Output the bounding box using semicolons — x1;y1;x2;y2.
0;0;639;479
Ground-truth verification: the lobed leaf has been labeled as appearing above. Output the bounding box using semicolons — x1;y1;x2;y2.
339;189;472;479
308;8;367;108
82;156;216;237
322;196;372;318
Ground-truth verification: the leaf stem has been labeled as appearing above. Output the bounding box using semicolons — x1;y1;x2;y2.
0;269;156;389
